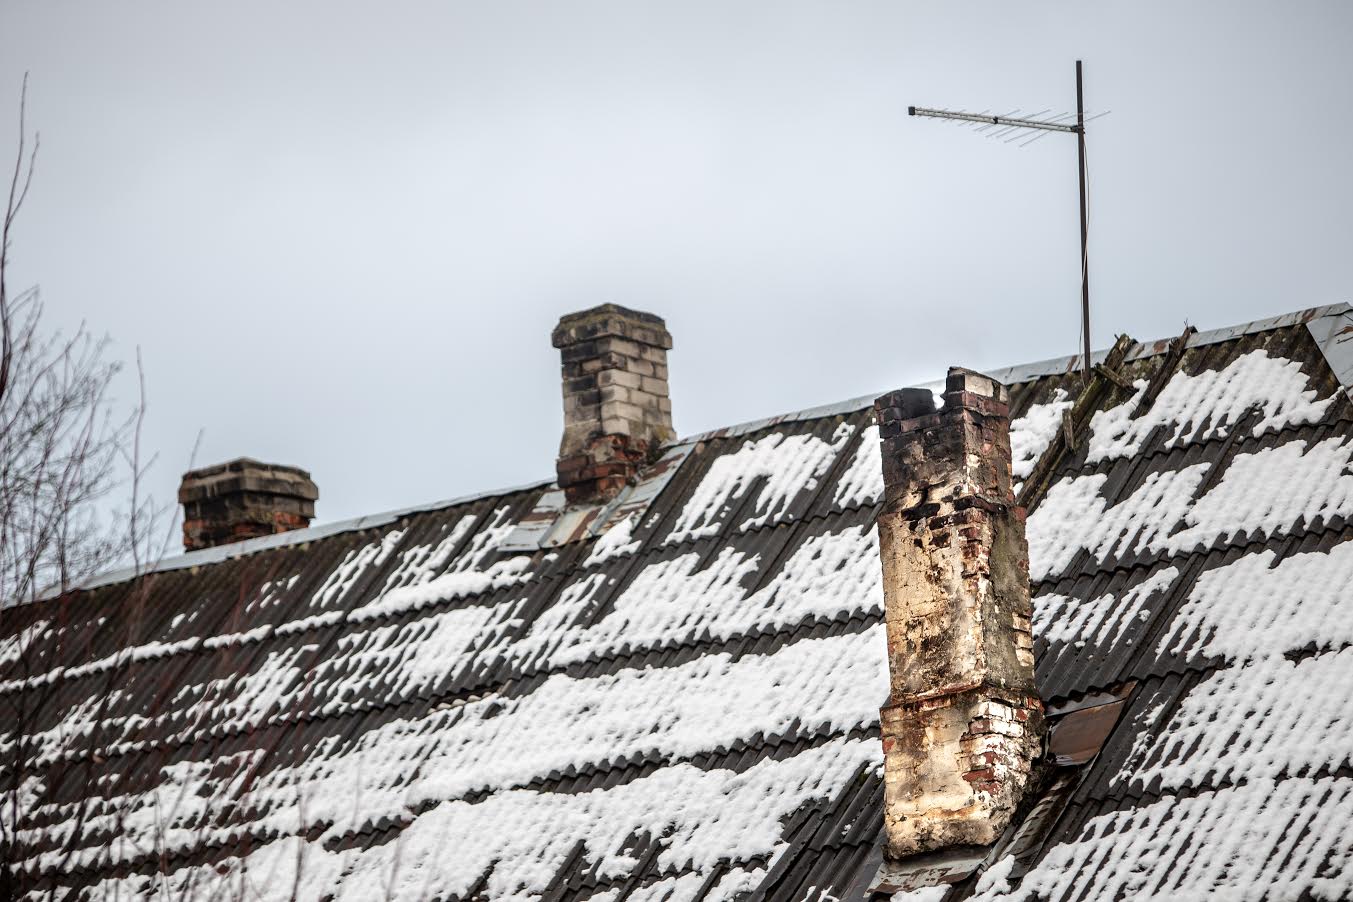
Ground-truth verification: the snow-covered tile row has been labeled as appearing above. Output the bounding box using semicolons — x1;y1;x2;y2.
1027;465;1209;581
1119;647;1353;792
308;530;405;609
76;737;878;902
1032;566;1179;651
585;513;642;566
971;777;1353;902
1108;538;1353;793
1087;349;1333;464
0;617;50;669
516;523;883;670
666;425;855;543
354;507;534;619
1161;539;1353;662
17;626;887;875
1027;435;1353;582
5;502;535;693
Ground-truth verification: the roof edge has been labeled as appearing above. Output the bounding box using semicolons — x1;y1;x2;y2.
23;477;553;605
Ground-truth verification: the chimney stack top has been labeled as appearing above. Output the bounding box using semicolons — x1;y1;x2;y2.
178;458;318;552
552;304;675;504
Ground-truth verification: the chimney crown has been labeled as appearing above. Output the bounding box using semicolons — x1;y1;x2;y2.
873;368;1043;860
179;458;318;552
553;304;674;504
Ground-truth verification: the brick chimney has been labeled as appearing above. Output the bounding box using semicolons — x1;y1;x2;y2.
178;458;318;552
873;369;1044;859
552;304;674;503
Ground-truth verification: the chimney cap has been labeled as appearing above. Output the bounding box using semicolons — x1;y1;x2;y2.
178;457;318;505
552;304;673;350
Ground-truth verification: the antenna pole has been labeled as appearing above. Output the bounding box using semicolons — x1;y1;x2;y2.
909;62;1102;377
1076;60;1091;381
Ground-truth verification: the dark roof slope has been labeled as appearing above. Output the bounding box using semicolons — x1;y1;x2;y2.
3;304;1352;902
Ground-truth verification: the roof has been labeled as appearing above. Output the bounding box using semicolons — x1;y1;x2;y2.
3;303;1353;901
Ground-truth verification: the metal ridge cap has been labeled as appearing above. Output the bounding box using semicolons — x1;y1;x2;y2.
20;477;555;606
674;383;948;445
674;305;1349;444
990;302;1352;385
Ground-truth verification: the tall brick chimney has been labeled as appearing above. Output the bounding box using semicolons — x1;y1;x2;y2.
873;369;1044;859
178;458;318;552
552;304;674;503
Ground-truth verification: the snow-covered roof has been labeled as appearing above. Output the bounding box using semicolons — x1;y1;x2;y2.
3;303;1352;901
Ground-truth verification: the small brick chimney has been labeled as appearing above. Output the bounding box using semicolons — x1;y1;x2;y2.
873;369;1044;859
178;458;318;552
552;304;674;503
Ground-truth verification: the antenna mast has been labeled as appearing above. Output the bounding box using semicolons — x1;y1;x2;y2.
910;60;1097;380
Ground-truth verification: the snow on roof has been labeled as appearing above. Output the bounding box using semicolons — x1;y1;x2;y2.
3;304;1353;901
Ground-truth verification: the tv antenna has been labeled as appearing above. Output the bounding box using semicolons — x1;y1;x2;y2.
910;61;1103;380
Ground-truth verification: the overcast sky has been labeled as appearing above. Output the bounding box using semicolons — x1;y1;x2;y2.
2;2;1351;526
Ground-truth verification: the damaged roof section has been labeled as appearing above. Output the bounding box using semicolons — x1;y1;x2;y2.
2;305;1353;901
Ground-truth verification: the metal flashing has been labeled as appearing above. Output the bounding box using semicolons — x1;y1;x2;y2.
1305;304;1353;390
867;845;987;896
500;443;694;551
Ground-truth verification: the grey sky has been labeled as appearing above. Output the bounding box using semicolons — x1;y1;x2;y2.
2;1;1351;525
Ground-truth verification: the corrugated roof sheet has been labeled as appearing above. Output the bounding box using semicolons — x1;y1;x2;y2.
3;305;1352;901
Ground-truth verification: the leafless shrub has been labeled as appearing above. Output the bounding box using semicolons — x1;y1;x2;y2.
0;74;183;902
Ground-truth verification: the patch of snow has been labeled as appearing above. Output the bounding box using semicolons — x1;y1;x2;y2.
668;426;854;543
833;424;883;508
586;513;642;566
1087;350;1332;463
969;777;1353;902
1161;437;1353;556
1010;388;1073;483
1161;540;1353;662
1033;566;1179;649
0;618;49;669
1120;648;1353;792
77;737;881;902
1114;539;1353;793
524;524;883;669
1026;466;1209;582
309;531;404;609
24;625;887;879
1029;436;1353;582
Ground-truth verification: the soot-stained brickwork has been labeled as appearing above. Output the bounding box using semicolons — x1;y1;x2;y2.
874;370;1043;858
552;304;675;503
177;458;318;551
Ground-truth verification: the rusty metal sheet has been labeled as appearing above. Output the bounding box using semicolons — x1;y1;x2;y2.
500;488;568;551
1048;684;1132;766
588;442;694;538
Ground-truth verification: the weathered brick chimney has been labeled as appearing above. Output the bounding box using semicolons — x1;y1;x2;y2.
553;304;674;503
178;458;318;552
873;369;1044;859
